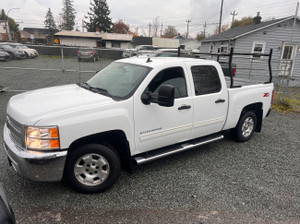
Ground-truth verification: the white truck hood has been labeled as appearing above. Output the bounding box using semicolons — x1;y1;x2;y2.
7;84;114;125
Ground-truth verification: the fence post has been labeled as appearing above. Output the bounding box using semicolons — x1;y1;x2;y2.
61;47;65;72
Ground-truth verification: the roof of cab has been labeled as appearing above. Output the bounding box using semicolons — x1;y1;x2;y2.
116;57;215;68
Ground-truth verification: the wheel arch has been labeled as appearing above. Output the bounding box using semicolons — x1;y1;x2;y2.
239;102;263;133
67;130;132;173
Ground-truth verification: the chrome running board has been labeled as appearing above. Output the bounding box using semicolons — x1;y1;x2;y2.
133;133;224;165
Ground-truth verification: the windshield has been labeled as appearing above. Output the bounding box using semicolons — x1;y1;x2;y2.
86;62;151;98
17;45;28;49
0;45;14;50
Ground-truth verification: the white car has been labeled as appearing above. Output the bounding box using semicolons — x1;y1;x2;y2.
122;45;158;58
9;43;38;58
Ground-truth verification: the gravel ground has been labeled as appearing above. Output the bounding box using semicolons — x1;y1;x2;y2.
0;57;300;223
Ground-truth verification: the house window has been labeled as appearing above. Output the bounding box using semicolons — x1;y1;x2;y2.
219;45;228;53
251;42;266;60
112;41;121;48
209;44;214;53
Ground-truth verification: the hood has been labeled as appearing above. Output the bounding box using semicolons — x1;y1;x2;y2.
7;84;114;125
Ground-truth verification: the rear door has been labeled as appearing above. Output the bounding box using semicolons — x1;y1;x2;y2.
185;62;228;138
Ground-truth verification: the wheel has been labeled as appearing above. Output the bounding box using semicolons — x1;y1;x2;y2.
78;58;81;62
232;111;257;142
65;144;121;193
25;52;29;59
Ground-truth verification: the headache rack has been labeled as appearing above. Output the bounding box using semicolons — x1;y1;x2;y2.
177;47;273;88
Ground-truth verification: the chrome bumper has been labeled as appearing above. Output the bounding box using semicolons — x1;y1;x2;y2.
3;124;67;182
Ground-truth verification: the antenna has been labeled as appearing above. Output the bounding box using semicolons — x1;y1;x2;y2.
146;57;152;63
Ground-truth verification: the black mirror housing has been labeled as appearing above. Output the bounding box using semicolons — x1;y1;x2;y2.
158;85;175;107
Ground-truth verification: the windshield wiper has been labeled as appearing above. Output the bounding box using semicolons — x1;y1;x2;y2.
80;82;112;97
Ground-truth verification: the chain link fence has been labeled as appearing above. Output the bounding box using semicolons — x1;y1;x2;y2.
0;45;123;92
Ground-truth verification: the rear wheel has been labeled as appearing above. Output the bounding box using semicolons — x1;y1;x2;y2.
25;52;29;59
232;111;257;142
65;144;121;193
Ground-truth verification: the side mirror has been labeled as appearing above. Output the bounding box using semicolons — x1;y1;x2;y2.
158;85;175;107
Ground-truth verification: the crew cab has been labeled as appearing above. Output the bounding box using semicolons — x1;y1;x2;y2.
3;55;273;193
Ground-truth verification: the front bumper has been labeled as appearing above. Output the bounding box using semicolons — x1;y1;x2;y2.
3;124;67;182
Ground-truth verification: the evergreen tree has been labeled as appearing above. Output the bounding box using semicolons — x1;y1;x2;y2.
60;0;76;30
85;0;113;32
44;8;58;43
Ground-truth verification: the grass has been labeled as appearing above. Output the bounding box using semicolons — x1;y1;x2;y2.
272;91;300;113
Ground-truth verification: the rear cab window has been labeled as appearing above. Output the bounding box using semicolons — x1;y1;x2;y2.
190;65;221;96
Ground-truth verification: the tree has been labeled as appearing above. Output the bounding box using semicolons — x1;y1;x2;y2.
213;24;229;35
44;8;58;43
113;20;129;34
85;0;113;32
196;33;206;41
151;17;160;37
231;17;254;28
0;9;19;41
161;26;177;38
60;0;76;30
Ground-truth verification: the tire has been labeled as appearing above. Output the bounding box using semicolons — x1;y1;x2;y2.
25;52;29;59
65;144;121;193
232;111;257;142
78;58;81;62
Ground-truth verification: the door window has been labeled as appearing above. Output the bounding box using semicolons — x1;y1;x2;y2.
191;66;221;95
147;67;187;99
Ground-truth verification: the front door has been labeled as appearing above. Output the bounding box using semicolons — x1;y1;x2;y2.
278;43;297;77
134;65;193;154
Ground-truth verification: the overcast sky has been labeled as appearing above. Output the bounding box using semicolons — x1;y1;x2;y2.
1;0;299;37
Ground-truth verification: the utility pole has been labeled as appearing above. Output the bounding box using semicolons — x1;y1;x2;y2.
230;10;238;27
218;0;224;34
148;23;152;37
186;19;191;39
203;22;207;38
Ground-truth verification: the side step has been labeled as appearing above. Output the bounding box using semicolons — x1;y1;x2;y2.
133;133;224;165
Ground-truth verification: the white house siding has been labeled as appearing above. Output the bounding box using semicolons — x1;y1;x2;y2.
60;37;98;47
200;19;300;86
233;19;300;82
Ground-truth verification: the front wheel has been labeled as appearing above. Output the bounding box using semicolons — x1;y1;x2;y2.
231;111;257;142
65;144;121;193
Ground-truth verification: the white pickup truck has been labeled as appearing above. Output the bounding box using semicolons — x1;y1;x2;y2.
3;55;274;193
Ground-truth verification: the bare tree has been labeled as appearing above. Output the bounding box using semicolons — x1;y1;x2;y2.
152;17;160;37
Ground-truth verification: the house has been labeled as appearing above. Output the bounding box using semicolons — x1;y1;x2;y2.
0;20;7;41
200;14;300;82
20;28;49;43
54;31;133;49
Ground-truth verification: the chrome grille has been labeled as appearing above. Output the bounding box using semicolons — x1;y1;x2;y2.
6;115;24;147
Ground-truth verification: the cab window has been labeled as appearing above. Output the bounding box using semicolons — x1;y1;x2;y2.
147;67;187;99
191;66;221;95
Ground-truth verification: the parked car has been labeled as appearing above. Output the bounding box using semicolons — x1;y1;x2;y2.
4;51;274;193
0;50;12;61
0;185;16;224
78;48;99;62
9;43;38;59
0;44;26;59
191;46;201;54
122;45;158;58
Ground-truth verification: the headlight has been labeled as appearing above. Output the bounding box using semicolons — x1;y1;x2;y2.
25;126;60;151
